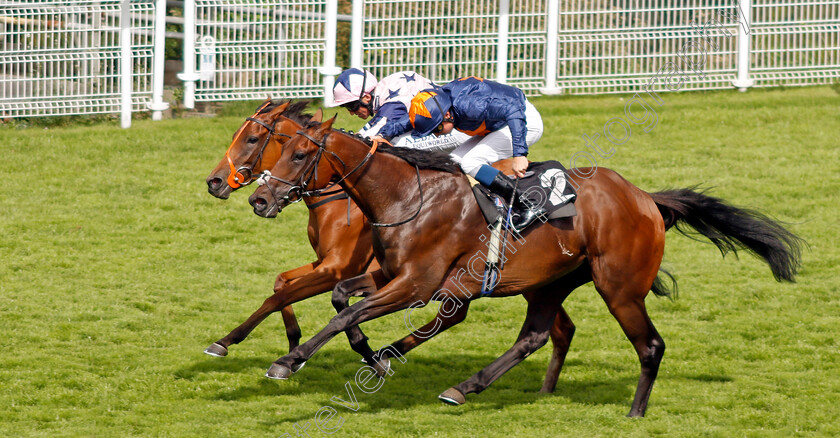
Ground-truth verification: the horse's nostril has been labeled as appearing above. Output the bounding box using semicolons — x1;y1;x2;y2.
208;177;223;190
250;196;267;210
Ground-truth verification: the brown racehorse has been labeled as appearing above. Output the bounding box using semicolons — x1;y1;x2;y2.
204;101;569;379
248;116;802;417
204;100;377;360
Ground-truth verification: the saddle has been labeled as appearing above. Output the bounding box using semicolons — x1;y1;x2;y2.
472;160;577;228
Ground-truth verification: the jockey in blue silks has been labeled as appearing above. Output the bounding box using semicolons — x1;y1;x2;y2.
407;77;547;232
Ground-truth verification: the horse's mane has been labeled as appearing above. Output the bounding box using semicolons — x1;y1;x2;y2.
378;144;461;174
257;99;313;126
326;128;461;174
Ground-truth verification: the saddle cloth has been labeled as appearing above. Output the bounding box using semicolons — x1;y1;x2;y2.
472;160;577;226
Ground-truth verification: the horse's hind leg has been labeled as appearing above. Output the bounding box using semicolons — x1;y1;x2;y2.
439;289;564;405
591;258;665;417
540;265;591;393
608;296;664;417
540;308;575;393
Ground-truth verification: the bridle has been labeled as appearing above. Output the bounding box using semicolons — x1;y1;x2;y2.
257;130;425;227
256;130;369;205
223;101;293;189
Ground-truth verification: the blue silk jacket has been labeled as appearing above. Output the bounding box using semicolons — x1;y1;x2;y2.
443;77;530;156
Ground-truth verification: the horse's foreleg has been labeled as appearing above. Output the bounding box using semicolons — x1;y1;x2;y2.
274;254;374;350
275;262;318;288
380;301;471;359
205;289;294;358
205;256;348;357
278;306;301;350
272;262;320;350
438;290;563;405
328;270;391;374
265;275;423;380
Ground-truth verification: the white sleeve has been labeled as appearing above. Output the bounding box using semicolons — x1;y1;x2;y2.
357;117;388;138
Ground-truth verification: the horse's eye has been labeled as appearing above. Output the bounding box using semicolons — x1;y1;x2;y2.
247;136;259;144
293;151;307;161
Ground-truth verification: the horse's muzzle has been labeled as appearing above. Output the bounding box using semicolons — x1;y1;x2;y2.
206;176;232;199
249;192;280;218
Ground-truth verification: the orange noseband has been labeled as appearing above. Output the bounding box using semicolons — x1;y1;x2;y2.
224;101;273;189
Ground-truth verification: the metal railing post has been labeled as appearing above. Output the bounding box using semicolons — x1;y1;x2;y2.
496;0;510;84
732;0;754;92
149;0;170;120
540;0;562;95
120;0;133;128
350;0;364;68
321;0;341;105
177;0;198;109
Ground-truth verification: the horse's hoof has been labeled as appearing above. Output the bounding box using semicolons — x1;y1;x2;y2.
291;361;306;373
204;343;228;357
265;363;293;380
438;388;466;405
373;358;391;378
361;353;390;373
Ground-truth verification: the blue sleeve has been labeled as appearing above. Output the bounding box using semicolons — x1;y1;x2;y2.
486;93;529;156
373;102;411;140
448;79;530;155
379;115;413;140
505;111;528;157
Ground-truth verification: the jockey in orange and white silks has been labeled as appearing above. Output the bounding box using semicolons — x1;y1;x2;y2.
329;68;468;152
407;77;547;232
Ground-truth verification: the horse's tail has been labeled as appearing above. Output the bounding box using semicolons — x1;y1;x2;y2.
650;267;678;299
649;187;803;282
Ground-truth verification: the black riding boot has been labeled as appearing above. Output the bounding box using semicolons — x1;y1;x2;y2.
486;172;547;232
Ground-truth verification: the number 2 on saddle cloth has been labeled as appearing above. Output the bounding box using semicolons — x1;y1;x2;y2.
470;160;578;296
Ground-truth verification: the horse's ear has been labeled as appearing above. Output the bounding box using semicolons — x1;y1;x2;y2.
311;108;323;123
266;100;290;117
319;114;338;132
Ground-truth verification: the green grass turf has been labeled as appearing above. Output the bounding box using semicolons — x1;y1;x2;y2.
1;86;838;437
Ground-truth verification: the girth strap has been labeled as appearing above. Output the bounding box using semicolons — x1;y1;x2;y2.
306;192;352;226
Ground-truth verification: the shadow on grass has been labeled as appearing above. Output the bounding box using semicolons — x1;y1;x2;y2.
676;372;733;383
174;356;272;379
176;349;647;425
